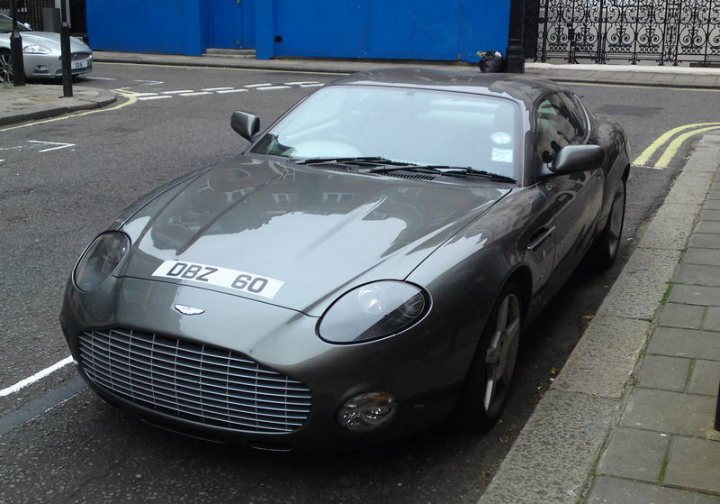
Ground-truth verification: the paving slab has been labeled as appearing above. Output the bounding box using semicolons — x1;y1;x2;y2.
683;248;720;267
703;307;720;331
552;316;650;398
690;233;720;249
586;476;720;504
636;354;691;392
688;359;720;396
695;221;720;234
674;263;720;286
639;203;701;250
669;284;720;307
597;247;681;320
664;436;720;494
657;303;704;330
479;390;619;504
596;427;669;482
648;327;720;361
620;388;715;437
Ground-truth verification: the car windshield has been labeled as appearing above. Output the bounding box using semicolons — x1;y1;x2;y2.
251;85;520;178
0;14;31;33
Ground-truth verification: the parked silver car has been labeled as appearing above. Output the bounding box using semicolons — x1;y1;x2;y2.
0;13;92;83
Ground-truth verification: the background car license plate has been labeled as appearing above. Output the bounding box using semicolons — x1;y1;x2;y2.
72;60;88;70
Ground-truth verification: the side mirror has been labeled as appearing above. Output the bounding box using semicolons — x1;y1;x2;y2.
553;145;605;174
231;111;260;141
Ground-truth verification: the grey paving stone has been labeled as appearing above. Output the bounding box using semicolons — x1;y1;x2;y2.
586;476;720;504
690;233;720;249
657;303;704;329
636;355;691;392
705;200;720;210
639;203;699;250
670;284;720;306
700;209;720;221
708;191;720;200
552;316;650;398
597;427;669;482
696;220;720;234
479;390;619;504
648;327;720;361
674;263;720;286
704;307;720;331
665;436;720;494
620;388;715;437
664;173;713;205
688;359;720;396
598;248;681;320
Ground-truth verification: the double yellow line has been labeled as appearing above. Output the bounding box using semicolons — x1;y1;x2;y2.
634;122;720;169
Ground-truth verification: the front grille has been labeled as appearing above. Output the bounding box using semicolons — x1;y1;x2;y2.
71;52;92;61
78;328;312;434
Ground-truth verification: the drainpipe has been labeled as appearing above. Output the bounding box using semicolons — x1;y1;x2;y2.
506;0;526;73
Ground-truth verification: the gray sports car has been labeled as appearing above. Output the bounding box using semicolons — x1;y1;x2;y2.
0;13;92;83
60;69;629;450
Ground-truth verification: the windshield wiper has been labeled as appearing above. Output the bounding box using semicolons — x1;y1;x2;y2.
292;156;415;166
370;165;516;183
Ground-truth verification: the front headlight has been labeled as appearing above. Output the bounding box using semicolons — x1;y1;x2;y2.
73;232;130;292
318;281;428;344
23;44;53;54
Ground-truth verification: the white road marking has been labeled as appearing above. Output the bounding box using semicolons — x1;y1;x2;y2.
84;76;116;81
284;81;321;85
138;95;172;101
258;85;291;91
0;145;24;151
133;79;164;86
129;92;159;97
161;89;195;94
202;87;234;91
216;89;248;94
180;91;213;97
0;356;74;397
299;83;325;88
244;83;272;88
27;140;76;152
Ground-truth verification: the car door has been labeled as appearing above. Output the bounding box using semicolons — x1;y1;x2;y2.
533;92;605;284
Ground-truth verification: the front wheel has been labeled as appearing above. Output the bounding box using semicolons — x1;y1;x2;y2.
455;283;523;430
591;177;626;269
0;49;13;84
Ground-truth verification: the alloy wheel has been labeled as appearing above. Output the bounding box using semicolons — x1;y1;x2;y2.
0;51;13;84
483;292;521;412
607;181;626;260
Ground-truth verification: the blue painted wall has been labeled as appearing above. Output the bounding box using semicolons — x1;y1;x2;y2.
87;0;211;55
88;0;509;61
257;0;511;62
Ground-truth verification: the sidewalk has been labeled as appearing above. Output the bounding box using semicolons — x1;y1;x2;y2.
0;84;116;127
93;51;720;89
481;135;720;504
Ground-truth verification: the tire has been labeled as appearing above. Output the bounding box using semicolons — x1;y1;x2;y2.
455;283;523;430
591;177;626;269
0;49;13;84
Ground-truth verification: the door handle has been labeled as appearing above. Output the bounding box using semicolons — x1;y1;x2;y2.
527;226;555;251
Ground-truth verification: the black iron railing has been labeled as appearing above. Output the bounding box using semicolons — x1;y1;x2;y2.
536;0;720;66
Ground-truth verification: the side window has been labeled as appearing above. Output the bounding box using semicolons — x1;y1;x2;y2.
535;94;585;164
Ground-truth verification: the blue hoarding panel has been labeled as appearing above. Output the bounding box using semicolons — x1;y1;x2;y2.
87;0;208;55
265;0;510;62
210;0;256;49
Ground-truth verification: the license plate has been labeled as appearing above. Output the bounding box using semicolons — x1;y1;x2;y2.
151;260;284;299
72;60;88;70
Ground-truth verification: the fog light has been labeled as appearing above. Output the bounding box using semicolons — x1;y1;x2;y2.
338;392;396;432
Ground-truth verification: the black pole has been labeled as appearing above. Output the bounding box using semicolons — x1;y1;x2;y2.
506;0;526;73
715;378;720;432
10;0;26;86
60;0;73;97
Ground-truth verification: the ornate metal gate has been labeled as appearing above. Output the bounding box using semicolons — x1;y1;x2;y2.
536;0;720;65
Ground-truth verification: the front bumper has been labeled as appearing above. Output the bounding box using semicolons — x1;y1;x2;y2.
24;52;92;78
60;276;469;450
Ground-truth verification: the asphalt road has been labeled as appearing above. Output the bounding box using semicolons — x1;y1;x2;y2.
1;62;719;503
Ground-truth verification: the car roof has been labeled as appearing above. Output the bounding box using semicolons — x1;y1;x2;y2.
328;67;564;105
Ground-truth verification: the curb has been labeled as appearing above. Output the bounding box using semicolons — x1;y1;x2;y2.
479;134;720;504
0;90;117;128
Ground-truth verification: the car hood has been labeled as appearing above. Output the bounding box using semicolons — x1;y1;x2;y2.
19;32;90;52
119;156;510;315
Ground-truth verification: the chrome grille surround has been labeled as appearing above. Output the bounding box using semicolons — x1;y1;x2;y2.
79;328;312;434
